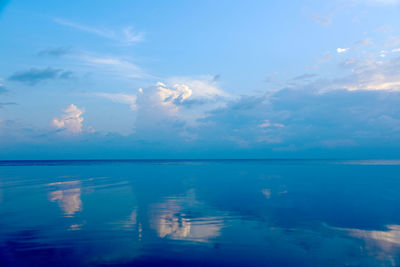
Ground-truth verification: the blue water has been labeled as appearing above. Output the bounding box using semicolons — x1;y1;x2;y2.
1;160;400;266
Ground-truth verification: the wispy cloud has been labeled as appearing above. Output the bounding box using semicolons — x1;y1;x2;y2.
54;18;143;45
8;67;73;86
292;73;318;81
362;0;400;5
54;18;114;38
79;55;148;79
38;47;72;57
95;93;137;110
309;12;332;26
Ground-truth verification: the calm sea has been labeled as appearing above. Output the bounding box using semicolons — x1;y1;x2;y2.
1;159;400;266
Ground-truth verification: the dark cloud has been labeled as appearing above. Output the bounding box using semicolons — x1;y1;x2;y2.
8;67;73;85
212;74;221;82
38;47;72;57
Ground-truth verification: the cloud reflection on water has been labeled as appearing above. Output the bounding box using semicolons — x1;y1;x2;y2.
341;224;400;248
152;194;223;243
47;180;82;217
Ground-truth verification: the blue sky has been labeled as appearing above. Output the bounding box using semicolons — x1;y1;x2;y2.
1;0;400;159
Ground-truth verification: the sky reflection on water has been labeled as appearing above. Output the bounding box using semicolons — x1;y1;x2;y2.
0;160;400;266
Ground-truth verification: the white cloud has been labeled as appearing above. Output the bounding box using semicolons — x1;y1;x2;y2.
95;93;137;110
52;104;85;134
156;82;192;105
79;55;149;79
259;120;285;128
132;77;230;137
54;18;114;38
337;48;349;53
337;57;400;91
166;76;229;100
122;27;144;45
54;18;143;45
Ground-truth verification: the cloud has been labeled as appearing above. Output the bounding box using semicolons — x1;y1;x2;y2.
52;104;85;134
337;224;400;253
193;85;400;152
152;194;223;242
259;120;284;128
309;13;332;26
0;102;16;108
79;55;148;79
292;73;318;81
38;47;72;57
335;56;400;91
122;27;144;45
54;18;143;45
337;48;349;53
134;77;229;134
156;82;192;105
8;67;73;85
95;92;137;110
54;18;114;38
47;180;82;217
363;0;400;5
166;76;229;100
0;81;6;93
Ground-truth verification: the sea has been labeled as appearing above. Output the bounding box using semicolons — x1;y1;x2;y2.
0;159;400;266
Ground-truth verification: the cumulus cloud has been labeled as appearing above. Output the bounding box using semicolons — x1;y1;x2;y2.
52;104;85;134
135;77;229;134
156;82;192;105
166;76;229;100
8;67;73;85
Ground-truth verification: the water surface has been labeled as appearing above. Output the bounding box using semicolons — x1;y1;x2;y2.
1;159;400;266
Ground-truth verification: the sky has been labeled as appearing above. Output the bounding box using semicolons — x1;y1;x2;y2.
1;0;400;159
